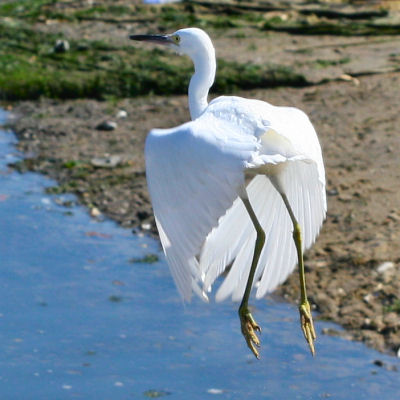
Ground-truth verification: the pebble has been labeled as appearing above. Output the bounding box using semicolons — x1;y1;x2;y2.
116;110;128;119
337;287;346;296
54;39;70;53
363;293;373;304
376;261;395;273
383;312;400;329
96;121;118;131
339;73;360;86
327;188;338;196
315;260;328;268
91;155;121;168
90;207;101;217
387;210;400;222
137;210;150;220
338;193;352;202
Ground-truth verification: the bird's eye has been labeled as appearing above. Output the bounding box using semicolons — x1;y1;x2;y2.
172;35;180;44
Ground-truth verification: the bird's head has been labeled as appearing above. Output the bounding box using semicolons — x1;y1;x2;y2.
129;27;214;59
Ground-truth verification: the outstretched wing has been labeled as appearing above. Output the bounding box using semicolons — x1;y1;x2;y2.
145;114;259;301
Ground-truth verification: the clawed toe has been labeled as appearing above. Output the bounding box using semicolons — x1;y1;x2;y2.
299;300;316;356
239;308;261;359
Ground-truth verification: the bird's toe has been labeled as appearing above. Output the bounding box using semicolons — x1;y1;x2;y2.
299;301;316;356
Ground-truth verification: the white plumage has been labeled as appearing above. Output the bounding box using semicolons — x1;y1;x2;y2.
130;27;326;357
146;96;326;302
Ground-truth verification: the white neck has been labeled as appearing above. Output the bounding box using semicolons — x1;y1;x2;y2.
188;50;216;120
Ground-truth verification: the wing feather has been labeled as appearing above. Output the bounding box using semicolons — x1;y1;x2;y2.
146;115;258;301
215;236;254;302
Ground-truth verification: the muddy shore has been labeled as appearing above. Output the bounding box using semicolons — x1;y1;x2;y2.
2;0;400;356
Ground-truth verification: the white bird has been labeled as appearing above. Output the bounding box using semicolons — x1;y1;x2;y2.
130;28;326;358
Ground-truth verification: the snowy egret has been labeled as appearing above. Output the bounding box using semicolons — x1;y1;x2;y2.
130;28;326;359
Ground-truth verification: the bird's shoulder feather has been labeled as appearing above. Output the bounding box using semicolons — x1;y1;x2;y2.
206;95;324;183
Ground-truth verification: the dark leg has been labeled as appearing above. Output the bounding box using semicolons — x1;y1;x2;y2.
239;197;266;359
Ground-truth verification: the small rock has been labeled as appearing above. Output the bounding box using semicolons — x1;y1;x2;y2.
362;316;384;332
377;261;395;274
376;261;396;283
373;359;384;367
387;210;400;222
363;293;373;304
90;207;101;217
315;260;328;268
54;39;70;53
96;121;118;131
327;188;338;196
91;155;121;168
137;210;150;221
338;193;352;202
383;312;400;330
116;110;128;119
340;302;373;320
339;74;360;86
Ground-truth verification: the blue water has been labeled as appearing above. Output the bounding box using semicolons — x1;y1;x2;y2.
0;110;399;399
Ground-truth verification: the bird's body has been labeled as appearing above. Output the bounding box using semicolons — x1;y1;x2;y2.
130;28;326;358
146;96;325;300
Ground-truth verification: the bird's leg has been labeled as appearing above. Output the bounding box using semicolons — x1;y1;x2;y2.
280;193;316;356
239;197;266;359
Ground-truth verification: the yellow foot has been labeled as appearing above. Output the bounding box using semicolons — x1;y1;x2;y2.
239;307;261;359
299;300;316;356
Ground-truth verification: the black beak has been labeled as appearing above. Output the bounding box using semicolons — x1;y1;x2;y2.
129;34;172;45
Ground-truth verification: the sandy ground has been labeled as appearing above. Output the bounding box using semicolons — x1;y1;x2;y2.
3;0;400;356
